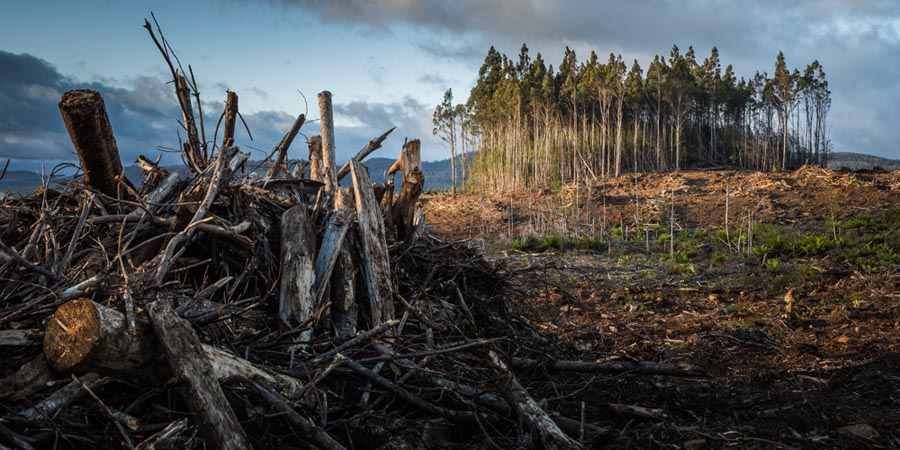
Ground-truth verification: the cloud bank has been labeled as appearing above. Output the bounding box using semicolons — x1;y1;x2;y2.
256;0;900;158
0;50;436;172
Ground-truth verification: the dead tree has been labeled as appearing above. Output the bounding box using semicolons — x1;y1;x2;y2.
389;139;425;241
279;206;317;329
146;300;252;450
350;159;395;327
58;89;128;197
308;135;324;183
43;299;304;396
318;91;338;193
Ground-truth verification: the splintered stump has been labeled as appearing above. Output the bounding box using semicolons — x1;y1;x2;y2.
43;299;303;395
389;139;424;242
58;89;126;197
350;159;395;327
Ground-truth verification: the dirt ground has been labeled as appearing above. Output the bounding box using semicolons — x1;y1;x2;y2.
422;167;900;449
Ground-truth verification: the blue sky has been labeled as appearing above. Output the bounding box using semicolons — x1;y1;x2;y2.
2;0;900;171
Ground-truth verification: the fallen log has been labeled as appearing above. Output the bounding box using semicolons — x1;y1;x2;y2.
58;89;128;197
488;351;580;450
17;372;104;422
314;208;352;306
146;299;252;450
43;299;304;396
0;355;55;401
511;357;705;377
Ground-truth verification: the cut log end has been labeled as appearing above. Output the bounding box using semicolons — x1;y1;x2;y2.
44;298;101;372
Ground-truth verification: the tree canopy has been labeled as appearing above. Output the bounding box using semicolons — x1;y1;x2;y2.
442;44;832;192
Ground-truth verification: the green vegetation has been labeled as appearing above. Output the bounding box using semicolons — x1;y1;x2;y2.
510;234;607;253
507;208;900;275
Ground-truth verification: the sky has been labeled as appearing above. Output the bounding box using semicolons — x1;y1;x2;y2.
2;0;900;172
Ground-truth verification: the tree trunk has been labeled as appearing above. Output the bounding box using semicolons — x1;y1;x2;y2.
349;159;395;328
43;299;304;396
146;300;252;450
58;89;127;197
279;206;317;329
318;91;338;193
389;140;424;242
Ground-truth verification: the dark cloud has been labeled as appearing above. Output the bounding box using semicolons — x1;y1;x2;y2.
247;0;900;158
415;38;484;64
0;50;424;171
417;73;453;88
332;96;443;162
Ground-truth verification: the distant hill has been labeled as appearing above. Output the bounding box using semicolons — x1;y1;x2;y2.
0;170;43;194
358;156;467;191
2;155;469;194
826;152;900;171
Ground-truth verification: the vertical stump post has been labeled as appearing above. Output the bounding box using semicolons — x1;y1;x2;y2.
58;89;125;197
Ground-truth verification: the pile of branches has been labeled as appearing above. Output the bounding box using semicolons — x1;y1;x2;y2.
0;19;703;450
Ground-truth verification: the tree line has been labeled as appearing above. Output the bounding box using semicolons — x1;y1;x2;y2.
433;44;832;192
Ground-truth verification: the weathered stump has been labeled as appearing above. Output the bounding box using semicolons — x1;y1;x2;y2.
389;139;424;241
349;159;395;327
279;205;317;328
58;89;127;197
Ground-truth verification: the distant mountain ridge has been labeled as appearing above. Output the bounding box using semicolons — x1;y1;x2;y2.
8;151;891;194
2;155;466;194
826;152;900;171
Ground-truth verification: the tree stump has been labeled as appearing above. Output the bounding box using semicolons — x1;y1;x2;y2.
389;139;424;241
58;89;127;197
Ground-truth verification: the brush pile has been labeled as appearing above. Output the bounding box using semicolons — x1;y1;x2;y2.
0;19;703;450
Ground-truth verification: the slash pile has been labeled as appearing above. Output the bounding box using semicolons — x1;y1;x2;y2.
0;19;702;450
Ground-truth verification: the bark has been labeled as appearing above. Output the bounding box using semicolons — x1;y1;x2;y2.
349;159;395;327
58;89;127;197
146;299;252;450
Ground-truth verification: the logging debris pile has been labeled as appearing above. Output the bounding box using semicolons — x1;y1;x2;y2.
0;20;703;450
0;96;703;450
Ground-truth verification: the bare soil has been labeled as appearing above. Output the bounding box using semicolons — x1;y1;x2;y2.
422;167;900;449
